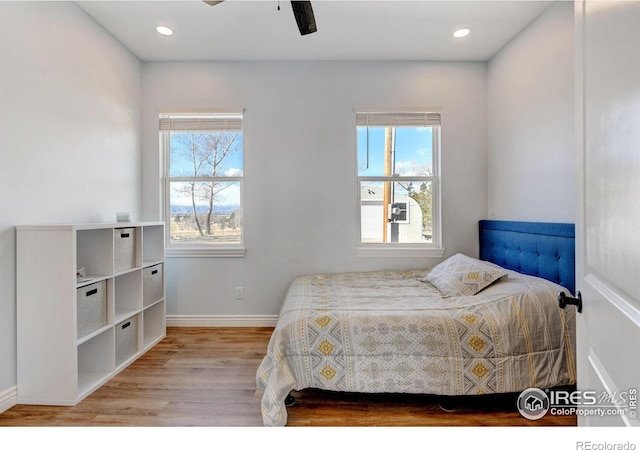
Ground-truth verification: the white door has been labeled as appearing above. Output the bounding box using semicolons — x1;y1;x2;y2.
576;0;640;426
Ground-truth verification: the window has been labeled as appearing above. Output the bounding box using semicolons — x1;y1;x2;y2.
356;110;442;256
161;112;245;257
390;202;409;223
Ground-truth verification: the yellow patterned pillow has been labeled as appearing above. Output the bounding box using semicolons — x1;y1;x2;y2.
420;253;507;297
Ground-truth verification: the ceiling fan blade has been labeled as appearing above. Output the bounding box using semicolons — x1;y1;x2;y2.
203;0;316;36
291;1;317;35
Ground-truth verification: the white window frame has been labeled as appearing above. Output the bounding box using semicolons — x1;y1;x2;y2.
161;111;246;258
355;108;444;258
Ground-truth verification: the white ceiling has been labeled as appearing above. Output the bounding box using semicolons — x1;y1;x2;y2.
76;0;554;62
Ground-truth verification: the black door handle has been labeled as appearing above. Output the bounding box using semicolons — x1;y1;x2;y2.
558;291;582;313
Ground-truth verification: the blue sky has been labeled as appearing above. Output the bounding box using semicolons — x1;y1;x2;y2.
169;131;244;207
357;126;433;177
169;132;244;178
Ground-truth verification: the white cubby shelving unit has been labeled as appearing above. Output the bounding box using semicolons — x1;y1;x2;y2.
16;222;166;406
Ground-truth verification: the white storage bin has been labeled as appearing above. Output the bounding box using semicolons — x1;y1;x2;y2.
143;264;163;307
114;228;136;272
115;315;139;366
77;281;107;340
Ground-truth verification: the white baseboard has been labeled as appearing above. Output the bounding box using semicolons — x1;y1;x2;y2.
0;386;17;414
166;314;279;328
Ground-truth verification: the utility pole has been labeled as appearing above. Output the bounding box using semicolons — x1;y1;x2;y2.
383;127;393;243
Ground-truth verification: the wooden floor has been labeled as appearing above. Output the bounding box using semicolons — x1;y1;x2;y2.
0;327;576;427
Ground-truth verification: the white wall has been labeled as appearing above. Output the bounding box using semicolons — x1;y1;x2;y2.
487;1;575;223
0;2;141;405
142;61;488;318
0;0;575;412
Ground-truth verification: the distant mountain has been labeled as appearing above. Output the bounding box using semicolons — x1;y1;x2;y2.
170;204;240;215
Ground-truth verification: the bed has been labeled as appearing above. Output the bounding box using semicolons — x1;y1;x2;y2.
256;220;577;426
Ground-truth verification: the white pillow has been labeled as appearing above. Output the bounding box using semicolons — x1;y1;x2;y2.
420;253;507;297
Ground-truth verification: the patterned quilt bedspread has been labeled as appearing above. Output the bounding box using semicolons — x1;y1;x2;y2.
256;268;576;426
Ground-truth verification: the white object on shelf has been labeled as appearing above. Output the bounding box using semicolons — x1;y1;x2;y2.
116;212;132;222
17;221;165;406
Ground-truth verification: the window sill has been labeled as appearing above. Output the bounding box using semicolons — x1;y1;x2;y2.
167;247;246;258
356;245;445;258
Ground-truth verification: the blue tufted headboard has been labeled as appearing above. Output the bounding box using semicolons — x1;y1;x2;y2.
479;220;575;294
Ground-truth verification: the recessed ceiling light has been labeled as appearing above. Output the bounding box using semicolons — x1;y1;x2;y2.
156;26;174;36
453;28;470;38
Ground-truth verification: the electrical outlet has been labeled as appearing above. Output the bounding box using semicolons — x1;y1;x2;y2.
235;287;244;300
